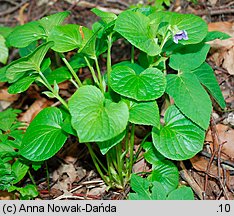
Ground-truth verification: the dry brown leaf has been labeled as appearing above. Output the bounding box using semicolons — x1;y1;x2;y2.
0;88;19;102
52;163;86;191
208;22;234;38
19;97;53;123
206;124;234;161
0;191;14;200
190;155;222;176
222;47;234;75
208;22;234;75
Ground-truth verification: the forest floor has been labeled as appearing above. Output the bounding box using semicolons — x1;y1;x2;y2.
0;0;234;200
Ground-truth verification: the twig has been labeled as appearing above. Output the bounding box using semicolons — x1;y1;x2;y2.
200;150;234;169
180;162;204;200
205;117;230;200
195;8;234;16
0;0;29;17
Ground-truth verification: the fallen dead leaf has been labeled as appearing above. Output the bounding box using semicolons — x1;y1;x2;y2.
190;155;222;176
208;22;234;75
19;97;53;123
0;88;19;102
52;163;86;191
206;124;234;161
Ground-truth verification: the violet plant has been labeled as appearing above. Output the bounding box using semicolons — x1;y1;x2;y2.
0;7;230;199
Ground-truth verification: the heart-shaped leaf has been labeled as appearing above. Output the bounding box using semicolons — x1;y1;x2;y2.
166;72;212;129
48;24;83;52
143;142;165;164
69;85;129;142
6;21;45;48
169;43;210;71
149;11;208;45
129;100;160;128
97;130;126;155
148;160;179;194
91;8;117;24
39;11;70;36
152;105;205;160
167;187;194;200
20;107;68;161
110;66;166;101
6;42;53;83
0;35;8;64
114;11;160;56
6;12;70;48
192;63;226;109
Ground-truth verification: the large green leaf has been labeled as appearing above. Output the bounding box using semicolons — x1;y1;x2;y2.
114;11;160;56
148;160;179;194
6;42;53;83
0;35;8;64
8;76;37;94
110;66;166;101
20;107;68;161
143;142;165;164
6;21;45;48
128;174;167;200
129;100;160;128
97;130;126;155
192;63;226;109
48;24;82;52
149;11;208;45
0;26;13;38
152;105;205;160
167;186;194;200
79;27;99;58
166;72;212;129
69;85;129;142
91;8;117;24
169;43;210;71
39;11;70;36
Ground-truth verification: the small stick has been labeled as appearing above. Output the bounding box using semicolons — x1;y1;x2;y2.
180;162;204;200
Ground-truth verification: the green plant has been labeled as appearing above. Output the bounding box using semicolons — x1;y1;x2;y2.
0;8;230;199
0;109;39;199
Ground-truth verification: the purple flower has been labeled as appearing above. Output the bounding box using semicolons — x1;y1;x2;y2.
173;30;188;44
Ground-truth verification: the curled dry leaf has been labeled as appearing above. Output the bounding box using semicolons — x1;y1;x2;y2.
206;124;234;161
208;22;234;75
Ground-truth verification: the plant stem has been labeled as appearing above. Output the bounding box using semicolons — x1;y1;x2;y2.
70;78;79;88
107;34;113;86
59;53;82;87
45;161;50;194
94;56;104;93
131;45;135;63
27;170;36;186
39;71;68;109
85;143;109;186
128;124;135;177
134;132;151;161
115;142;124;186
84;56;100;86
